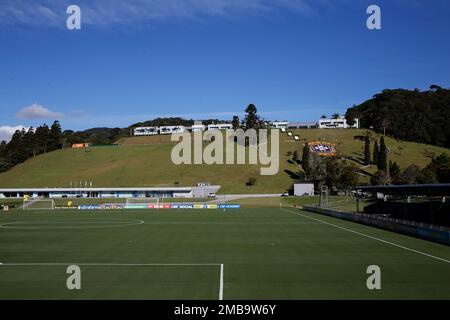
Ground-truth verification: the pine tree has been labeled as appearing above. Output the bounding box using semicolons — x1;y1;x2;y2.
48;121;63;152
244;104;260;129
0;140;6;157
389;161;401;184
302;143;310;173
231;116;240;130
364;136;371;165
373;141;379;166
378;136;388;171
34;124;50;154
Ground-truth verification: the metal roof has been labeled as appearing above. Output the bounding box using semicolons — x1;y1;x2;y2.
0;186;210;192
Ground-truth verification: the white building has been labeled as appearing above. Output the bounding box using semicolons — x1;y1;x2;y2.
0;185;221;199
134;127;158;136
159;126;185;134
294;183;315;196
190;124;206;132
207;123;233;131
269;121;289;129
318;115;359;129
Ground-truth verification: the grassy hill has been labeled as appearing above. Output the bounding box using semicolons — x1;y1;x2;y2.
0;129;447;194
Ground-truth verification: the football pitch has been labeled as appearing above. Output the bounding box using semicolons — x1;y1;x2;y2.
0;207;450;300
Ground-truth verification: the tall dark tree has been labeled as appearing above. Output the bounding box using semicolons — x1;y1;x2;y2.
373;141;379;166
426;153;450;183
34;124;50;154
47;121;63;151
0;140;6;156
6;129;28;165
389;161;401;184
231;116;240;130
22;127;37;158
0;140;8;172
302;143;310;173
244;104;261;129
364;136;371;165
378;136;388;172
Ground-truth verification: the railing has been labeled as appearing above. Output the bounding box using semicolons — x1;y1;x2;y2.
303;205;450;246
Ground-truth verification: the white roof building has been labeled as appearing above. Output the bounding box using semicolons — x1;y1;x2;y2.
269;121;289;129
207;123;233;131
318;115;359;129
134;127;158;136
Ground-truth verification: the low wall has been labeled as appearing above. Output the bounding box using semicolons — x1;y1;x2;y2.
303;205;450;246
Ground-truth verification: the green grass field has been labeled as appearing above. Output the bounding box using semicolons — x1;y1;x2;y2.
1;207;449;300
0;129;447;194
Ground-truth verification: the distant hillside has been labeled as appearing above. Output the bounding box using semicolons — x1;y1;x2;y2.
0;129;447;194
346;86;450;148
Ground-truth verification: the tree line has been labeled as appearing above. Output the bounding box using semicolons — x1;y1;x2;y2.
295;135;449;193
346;85;450;148
0;121;63;173
298;143;359;193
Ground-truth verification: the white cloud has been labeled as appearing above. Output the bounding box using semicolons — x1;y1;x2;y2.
16;103;62;120
0;0;320;27
0;126;28;142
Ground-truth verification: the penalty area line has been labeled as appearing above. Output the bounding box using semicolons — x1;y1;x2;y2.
0;263;222;266
282;208;450;264
0;262;225;300
219;263;224;301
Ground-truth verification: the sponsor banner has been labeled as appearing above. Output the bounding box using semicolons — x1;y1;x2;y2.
123;203;241;210
171;203;194;209
127;204;148;209
218;204;241;209
78;205;101;210
100;203;125;210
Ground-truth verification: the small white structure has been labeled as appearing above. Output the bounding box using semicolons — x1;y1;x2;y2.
190;124;206;132
269;121;289;129
294;183;315;196
207;123;233;131
134;127;158;136
318;115;359;129
159;126;185;134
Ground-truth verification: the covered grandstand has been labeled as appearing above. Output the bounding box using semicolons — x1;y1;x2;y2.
0;185;220;199
354;183;450;227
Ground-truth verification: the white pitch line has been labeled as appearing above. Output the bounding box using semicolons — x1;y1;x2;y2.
282;208;450;264
219;263;224;301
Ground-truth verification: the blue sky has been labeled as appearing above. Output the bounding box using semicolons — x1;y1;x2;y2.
1;0;450;140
